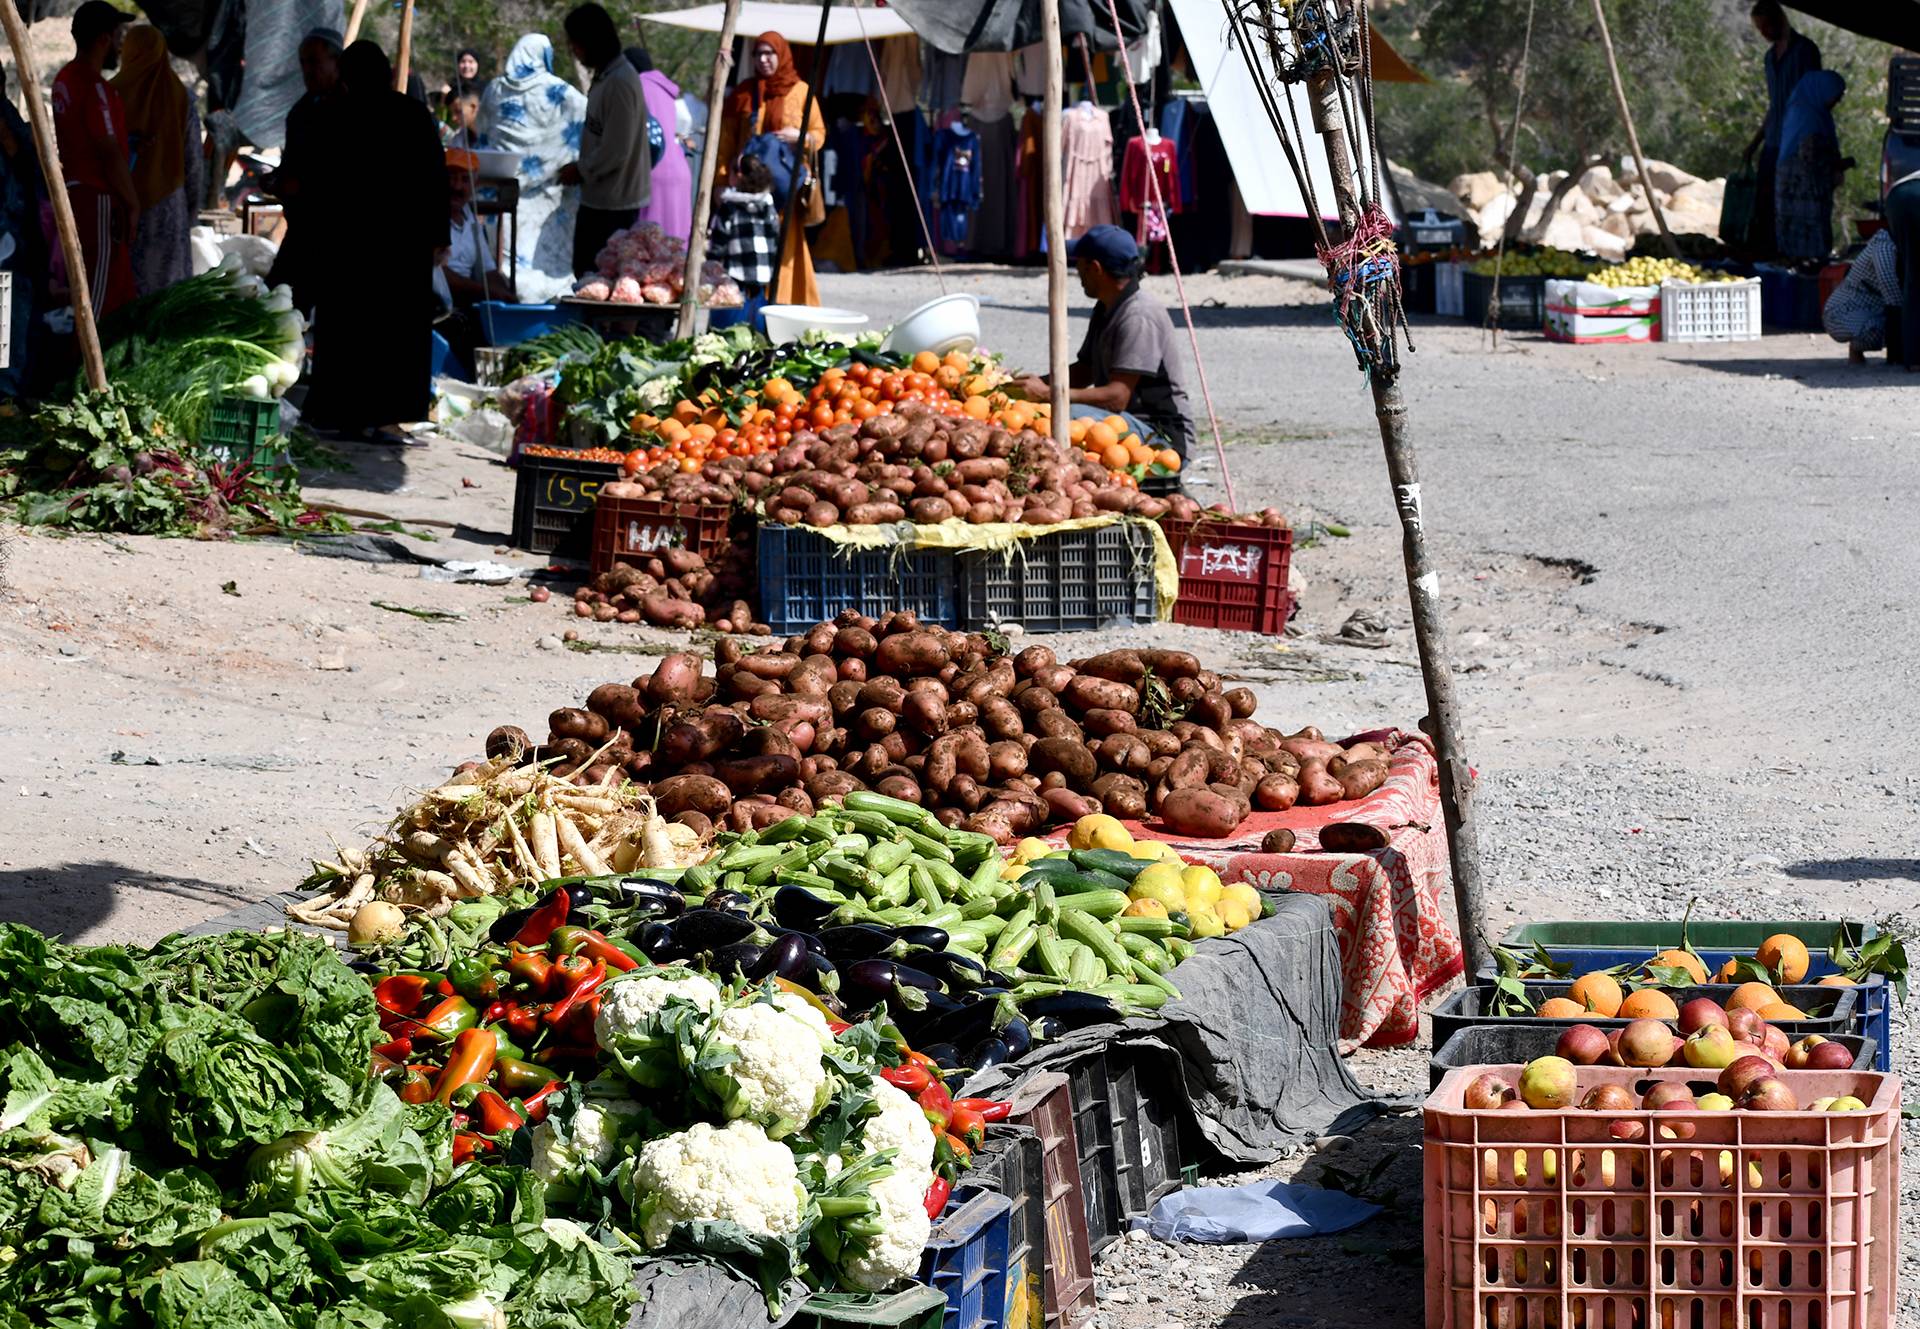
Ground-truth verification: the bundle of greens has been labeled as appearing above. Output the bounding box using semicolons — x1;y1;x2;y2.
0;925;636;1329
499;325;605;383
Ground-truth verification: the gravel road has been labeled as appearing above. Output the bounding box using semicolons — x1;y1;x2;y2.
1;264;1914;1324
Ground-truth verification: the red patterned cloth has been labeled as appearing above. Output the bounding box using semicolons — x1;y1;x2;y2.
1059;731;1462;1050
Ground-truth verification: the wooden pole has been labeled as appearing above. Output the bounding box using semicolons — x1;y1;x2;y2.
679;0;744;338
1303;64;1491;979
0;0;106;390
1042;0;1070;448
394;0;415;91
1587;0;1679;259
343;0;371;45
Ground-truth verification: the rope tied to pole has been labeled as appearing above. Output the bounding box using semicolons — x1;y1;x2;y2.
1315;202;1406;375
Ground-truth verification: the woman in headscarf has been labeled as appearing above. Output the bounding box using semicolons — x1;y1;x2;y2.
268;27;343;314
1774;68;1846;261
479;34;588;302
624;44;692;241
302;41;448;442
112;25;201;295
714;31;826;305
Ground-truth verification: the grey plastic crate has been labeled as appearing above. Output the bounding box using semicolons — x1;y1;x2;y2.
1432;982;1859;1050
1429;1025;1878;1090
1065;1047;1184;1255
957;523;1155;633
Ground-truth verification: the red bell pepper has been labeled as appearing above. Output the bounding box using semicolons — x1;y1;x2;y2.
374;974;435;1017
916;1077;953;1116
456;1084;525;1135
923;1176;953;1219
452;1131;491;1167
545;952;597;998
513;888;571;947
434;1028;498;1105
397;1066;437;1104
946;1105;986;1149
372;1036;413;1061
827;1020;851;1035
506;948;554;991
551;925;641;972
435;978;458;998
519;1079;566;1122
952;1097;1012;1123
504;1002;542;1041
942;1131;972;1163
404;995;479;1043
881;1063;934;1094
480;1001;509;1025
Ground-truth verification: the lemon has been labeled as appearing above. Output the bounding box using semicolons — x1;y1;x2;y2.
1069;814;1131;852
1013;837;1052;864
1219;883;1261;920
1133;839;1180;864
1129;862;1188;911
1000;861;1027;881
1187;906;1225;939
1123;897;1169;919
1219;896;1255;931
1180;864;1223;909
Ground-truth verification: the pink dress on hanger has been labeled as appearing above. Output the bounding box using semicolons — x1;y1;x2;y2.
1062;104;1116;239
1120;134;1181;245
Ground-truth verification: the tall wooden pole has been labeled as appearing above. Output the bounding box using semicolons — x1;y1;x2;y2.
679;0;744;338
1587;0;1678;259
343;0;371;45
0;0;106;390
393;0;416;91
1303;63;1490;978
1041;0;1070;448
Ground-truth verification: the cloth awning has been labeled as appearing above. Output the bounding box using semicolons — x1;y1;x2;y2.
882;0;1151;54
638;1;916;45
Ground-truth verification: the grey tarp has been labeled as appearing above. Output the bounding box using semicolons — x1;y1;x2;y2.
230;0;339;147
626;1260;804;1329
958;892;1383;1164
883;0;1149;55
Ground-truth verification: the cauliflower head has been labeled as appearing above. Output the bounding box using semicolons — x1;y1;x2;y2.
859;1079;937;1174
594;970;722;1050
704;1000;830;1136
629;1119;809;1250
837;1167;933;1292
529;1099;640;1186
771;992;836;1051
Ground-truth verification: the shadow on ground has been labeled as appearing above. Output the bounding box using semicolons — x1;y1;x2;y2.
1783;857;1920;882
0;862;257;941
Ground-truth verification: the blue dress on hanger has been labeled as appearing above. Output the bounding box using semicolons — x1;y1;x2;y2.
933;122;984;250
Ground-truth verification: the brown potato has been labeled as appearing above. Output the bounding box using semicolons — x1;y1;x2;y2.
1319;822;1391;853
653;773;733;819
549;708;609;743
1260;828;1297;854
1296;760;1345;806
1029;737;1096;787
1336;759;1390;802
1157;788;1247;838
1253;773;1300;811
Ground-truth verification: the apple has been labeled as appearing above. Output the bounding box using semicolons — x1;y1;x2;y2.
1726;1008;1765;1043
1519;1056;1578;1110
1785;1035;1827;1069
1495;1097;1531;1111
1643;1082;1695;1110
1804;1041;1856;1071
1463;1073;1517;1109
1809;1097;1838;1112
1759;1024;1791;1063
1580;1084;1637;1112
1619;1018;1679;1068
1677;997;1729;1035
1609;1118;1647;1140
1739;1077;1799;1112
1719;1055;1778;1100
1695;1093;1734;1111
1604;1029;1626;1066
1826;1095;1868;1112
1556;1024;1612;1066
1682;1024;1740;1070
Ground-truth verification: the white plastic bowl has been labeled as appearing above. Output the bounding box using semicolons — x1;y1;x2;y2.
761;304;871;345
470;149;521;179
883;293;982;358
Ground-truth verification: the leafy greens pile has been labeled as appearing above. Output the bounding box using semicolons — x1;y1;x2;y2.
0;925;635;1329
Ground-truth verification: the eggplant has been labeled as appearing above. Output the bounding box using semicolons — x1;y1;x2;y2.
638;919;682;962
704;889;753;915
919;1042;963;1071
348;959;385;975
795;949;841;996
561;881;597;910
487;904;538;944
708;942;765;979
1000;1016;1033;1059
902;949;989;989
843;959;946;1004
672;908;758;952
772;885;839;932
893;925;950;952
1028;1015;1064;1043
911;995;1002;1051
770;928;826;955
1018;991;1121;1029
820;925;900;965
614;878;686;917
748;932;814;983
965;1035;1013;1071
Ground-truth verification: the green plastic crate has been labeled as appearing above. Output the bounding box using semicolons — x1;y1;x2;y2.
792;1286;948;1329
1499;920;1878;951
202;395;291;481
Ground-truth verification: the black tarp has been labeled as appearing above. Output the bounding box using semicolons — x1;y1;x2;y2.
882;0;1150;56
1785;1;1920;48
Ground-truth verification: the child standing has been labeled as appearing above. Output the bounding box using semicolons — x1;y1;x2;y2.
708;154;780;328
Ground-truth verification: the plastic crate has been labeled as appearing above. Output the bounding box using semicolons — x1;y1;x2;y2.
969;1129;1044;1329
919;1189;1013;1329
510;453;622;560
1162;517;1293;635
955;523;1154;633
1063;1049;1184;1255
1140;471;1182;498
202;395;291;481
793;1286;949;1329
474;300;582;348
590;496;736;575
1661;278;1763;342
1424;1064;1902;1329
1429;1026;1878;1091
1003;1073;1096;1329
1758;263;1823;329
1462;271;1546;329
1431;983;1859;1051
1491;920;1891;1072
757;524;958;633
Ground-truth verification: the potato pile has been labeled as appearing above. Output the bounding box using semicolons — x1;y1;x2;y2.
1162;495;1291;528
481;615;1393;842
606;404;1173;528
567;545;767;633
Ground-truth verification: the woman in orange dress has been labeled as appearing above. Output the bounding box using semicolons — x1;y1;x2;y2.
713;32;826;306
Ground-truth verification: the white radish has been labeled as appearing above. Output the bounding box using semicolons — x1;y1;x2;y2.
528;811;561;880
554;811;609;876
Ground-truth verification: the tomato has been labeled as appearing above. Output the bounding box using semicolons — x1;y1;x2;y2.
809;402;835;429
622;449;645;474
852;399;877;420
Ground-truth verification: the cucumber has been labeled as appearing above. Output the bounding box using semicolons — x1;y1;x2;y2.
1047;868;1135;896
1068;889;1133;920
1115;915;1176;937
1068;848;1154;881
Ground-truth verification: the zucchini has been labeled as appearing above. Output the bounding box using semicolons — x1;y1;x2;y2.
1067;944;1106;987
1119;932;1171;970
1029;875;1059;928
1128;957;1181;999
1096;981;1169;1010
1068;848;1154;881
1058;908;1132;975
1069;889;1133;920
1115;915;1176;937
1032;926;1072;981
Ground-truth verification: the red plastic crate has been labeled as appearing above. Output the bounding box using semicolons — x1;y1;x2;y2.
589;496;736;576
1162;518;1293;635
1004;1072;1095;1329
1425;1065;1901;1329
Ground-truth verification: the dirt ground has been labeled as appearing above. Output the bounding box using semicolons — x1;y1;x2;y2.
3;266;1916;1324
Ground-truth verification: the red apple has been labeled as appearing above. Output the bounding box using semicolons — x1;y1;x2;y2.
1462;1073;1517;1110
1739;1078;1799;1112
1580;1084;1637;1112
1604;1029;1626;1066
1719;1056;1778;1100
1726;1008;1765;1043
1557;1024;1612;1066
1643;1082;1695;1110
1804;1041;1856;1070
1759;1024;1791;1064
1785;1035;1828;1069
1609;1118;1647;1140
1619;1018;1679;1068
1495;1097;1531;1111
1677;997;1729;1035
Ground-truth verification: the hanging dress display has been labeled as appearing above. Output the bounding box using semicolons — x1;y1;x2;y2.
1120;132;1181;246
933;119;984;251
1061;102;1116;239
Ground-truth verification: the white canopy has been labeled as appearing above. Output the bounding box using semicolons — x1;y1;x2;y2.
640;1;917;45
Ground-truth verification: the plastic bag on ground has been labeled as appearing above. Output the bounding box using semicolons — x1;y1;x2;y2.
1144;1179;1380;1243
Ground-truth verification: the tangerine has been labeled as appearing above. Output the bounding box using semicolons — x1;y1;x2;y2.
1100;442;1131;470
1816;975;1856;988
963;395;992;420
671;399;702;423
1567;971;1624;1017
1647;949;1708;984
1153;448;1182;471
1102;413;1129;434
1726;982;1780;1013
1617;988;1680;1021
1086;421;1120;450
1069;417;1092;443
1756;934;1810;984
1536;997;1588;1019
1124;437;1154;465
1756;1002;1809;1020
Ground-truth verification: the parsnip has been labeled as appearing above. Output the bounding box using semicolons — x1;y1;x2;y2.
555;810;609;876
529;811;562;880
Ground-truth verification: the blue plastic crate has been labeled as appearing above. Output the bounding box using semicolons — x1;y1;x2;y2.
756;525;957;634
474;301;584;347
1477;946;1889;1071
919;1189;1013;1329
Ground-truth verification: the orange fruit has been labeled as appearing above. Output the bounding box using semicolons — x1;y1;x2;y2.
1756;1002;1809;1020
1647;949;1708;985
672;399;701;424
1567;971;1624;1018
1617;989;1680;1021
1535;997;1588;1019
1069;417;1091;443
911;350;941;373
1100;442;1131;470
1756;934;1810;984
942;349;970;370
1102;413;1129;434
1124;436;1153;465
963;395;992;420
1712;958;1741;983
1726;982;1780;1013
1816;975;1856;988
1153;448;1182;471
1085;421;1119;450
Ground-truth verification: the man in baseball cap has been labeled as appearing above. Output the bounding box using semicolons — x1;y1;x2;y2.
53;2;141;317
1011;223;1194;460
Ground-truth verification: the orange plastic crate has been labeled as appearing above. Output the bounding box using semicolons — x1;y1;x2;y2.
1425;1065;1901;1329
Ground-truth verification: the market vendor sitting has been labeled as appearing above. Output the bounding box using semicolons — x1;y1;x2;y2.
1010;224;1195;460
435;147;515;373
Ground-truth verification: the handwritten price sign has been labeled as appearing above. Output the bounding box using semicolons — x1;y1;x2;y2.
1180;539;1264;583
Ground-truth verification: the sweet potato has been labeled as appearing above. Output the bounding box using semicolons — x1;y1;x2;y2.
986;740;1028;781
713;754;800;795
1081;708;1135;738
549;708;609;744
640;595;705;629
902;690;949;736
1064;676;1139;714
653;773;733;819
1157;788;1246;838
1296;760;1345;806
1090;772;1148;819
1029;737;1096;787
1319;822;1391;853
875;631;950;677
1253;773;1300;811
1335;759;1389;802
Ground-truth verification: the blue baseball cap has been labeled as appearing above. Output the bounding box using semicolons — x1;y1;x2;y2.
1066;224;1139;270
